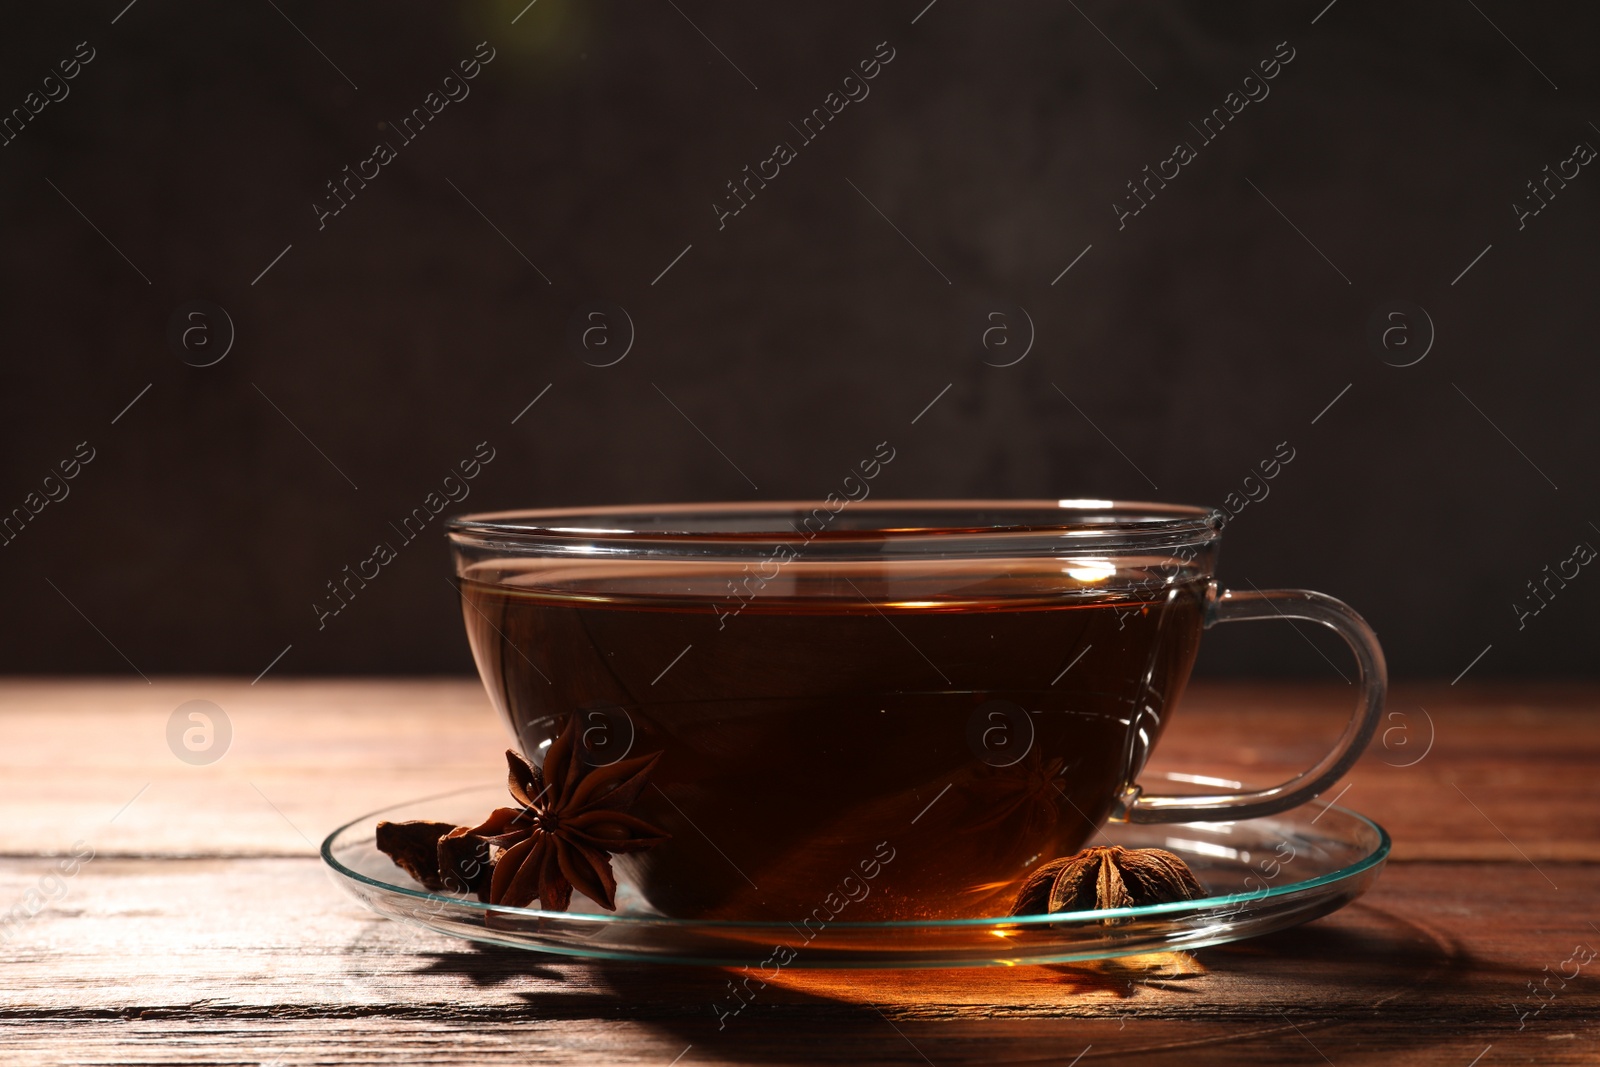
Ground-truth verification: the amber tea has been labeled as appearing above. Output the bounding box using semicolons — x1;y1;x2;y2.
458;562;1208;922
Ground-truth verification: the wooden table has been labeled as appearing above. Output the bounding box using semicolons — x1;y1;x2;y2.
3;679;1595;1065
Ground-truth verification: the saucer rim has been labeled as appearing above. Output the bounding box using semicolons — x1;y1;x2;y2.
321;783;1391;930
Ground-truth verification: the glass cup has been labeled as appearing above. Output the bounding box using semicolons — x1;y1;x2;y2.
446;500;1385;922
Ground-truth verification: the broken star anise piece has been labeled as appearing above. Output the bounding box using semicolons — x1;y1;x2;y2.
1010;845;1205;917
436;824;493;899
476;714;670;912
374;819;458;890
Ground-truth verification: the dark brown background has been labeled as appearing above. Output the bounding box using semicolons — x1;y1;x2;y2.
1;0;1595;678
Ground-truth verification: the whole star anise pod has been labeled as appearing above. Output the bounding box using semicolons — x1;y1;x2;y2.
1010;845;1204;917
464;715;670;912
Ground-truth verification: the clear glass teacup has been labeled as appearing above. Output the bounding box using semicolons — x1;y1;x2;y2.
447;500;1385;921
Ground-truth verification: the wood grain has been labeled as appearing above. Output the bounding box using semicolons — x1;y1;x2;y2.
3;679;1594;860
0;859;1593;1064
1;679;1597;1065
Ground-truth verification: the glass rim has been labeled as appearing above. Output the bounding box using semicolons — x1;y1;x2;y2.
445;499;1225;555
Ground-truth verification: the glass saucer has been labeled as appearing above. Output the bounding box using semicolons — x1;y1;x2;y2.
322;781;1388;969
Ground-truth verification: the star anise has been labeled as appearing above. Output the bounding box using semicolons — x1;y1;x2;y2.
470;715;670;911
1010;845;1205;916
953;746;1071;839
376;714;670;912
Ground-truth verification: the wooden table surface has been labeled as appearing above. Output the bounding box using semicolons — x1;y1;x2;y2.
3;678;1596;1065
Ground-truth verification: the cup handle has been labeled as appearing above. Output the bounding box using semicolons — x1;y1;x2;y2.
1113;585;1388;824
